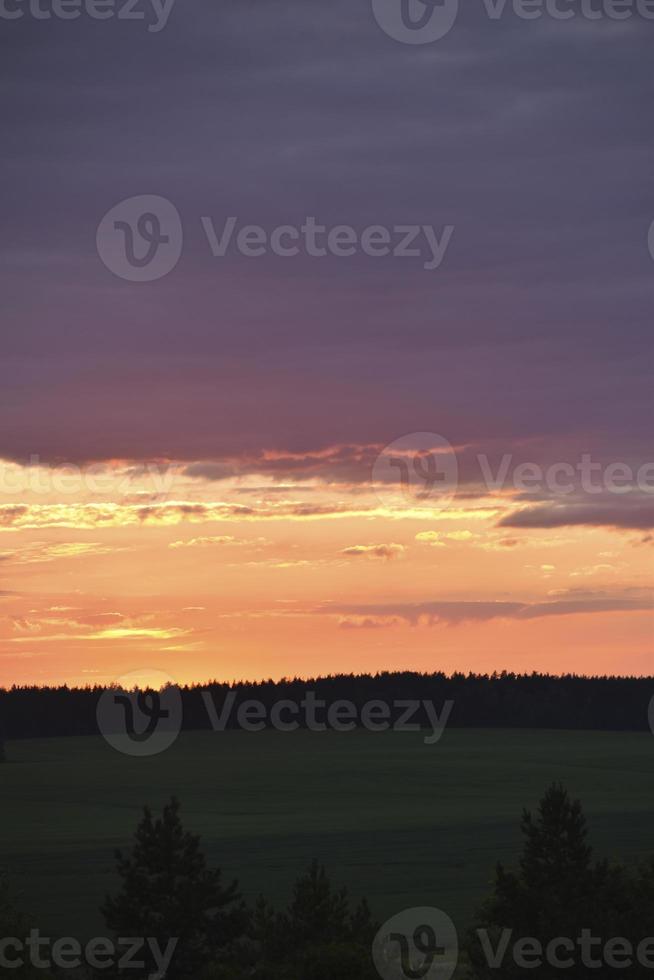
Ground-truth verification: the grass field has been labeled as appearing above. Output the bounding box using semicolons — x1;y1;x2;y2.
1;728;652;939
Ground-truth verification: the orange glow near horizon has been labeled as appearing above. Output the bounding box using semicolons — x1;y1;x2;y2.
0;457;651;687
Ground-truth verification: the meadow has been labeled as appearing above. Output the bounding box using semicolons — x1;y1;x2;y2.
1;727;652;939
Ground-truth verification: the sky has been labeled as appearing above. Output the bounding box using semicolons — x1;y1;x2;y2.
0;0;652;687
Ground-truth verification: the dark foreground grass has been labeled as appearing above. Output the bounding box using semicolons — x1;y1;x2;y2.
1;727;652;938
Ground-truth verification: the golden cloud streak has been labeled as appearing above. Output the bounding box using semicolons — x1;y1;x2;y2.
0;501;501;531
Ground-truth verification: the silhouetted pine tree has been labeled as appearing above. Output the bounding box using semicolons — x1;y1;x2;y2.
252;860;377;979
102;798;249;978
464;784;654;978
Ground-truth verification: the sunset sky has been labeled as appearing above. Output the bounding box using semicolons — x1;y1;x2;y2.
1;1;653;686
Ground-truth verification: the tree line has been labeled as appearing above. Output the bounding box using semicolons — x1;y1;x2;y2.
0;670;652;739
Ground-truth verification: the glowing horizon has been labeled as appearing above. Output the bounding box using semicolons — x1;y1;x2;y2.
0;451;651;688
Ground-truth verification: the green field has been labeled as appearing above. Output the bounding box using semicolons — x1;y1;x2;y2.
1;728;652;939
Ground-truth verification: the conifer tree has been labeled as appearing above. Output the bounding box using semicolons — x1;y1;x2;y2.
252;860;377;979
102;798;249;978
464;784;654;979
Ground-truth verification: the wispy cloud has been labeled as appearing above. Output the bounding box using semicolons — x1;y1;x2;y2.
330;590;653;627
340;543;405;560
0;541;121;565
500;497;654;532
10;626;189;644
0;500;500;531
169;535;269;549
